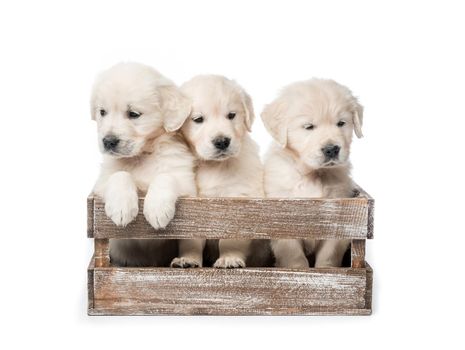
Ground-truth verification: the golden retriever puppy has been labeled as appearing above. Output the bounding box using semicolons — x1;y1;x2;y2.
180;75;267;268
261;79;363;268
91;62;203;267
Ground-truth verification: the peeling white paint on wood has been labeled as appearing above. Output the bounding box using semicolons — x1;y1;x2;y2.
89;263;372;315
88;195;374;240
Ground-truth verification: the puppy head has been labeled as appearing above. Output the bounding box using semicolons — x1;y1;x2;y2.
180;75;254;161
261;79;363;170
90;62;191;158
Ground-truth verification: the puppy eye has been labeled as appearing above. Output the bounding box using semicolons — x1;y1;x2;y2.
227;112;236;120
337;120;346;127
128;111;142;119
303;123;314;130
99;109;107;117
193;116;204;123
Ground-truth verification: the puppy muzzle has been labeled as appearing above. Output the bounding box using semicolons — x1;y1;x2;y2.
321;144;340;162
103;135;120;152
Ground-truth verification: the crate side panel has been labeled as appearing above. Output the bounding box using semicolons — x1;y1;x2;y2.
87;257;95;312
87;195;94;238
93;197;369;240
367;198;374;239
365;263;373;311
92;268;367;315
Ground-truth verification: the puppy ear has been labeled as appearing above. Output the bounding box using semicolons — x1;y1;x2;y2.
352;100;364;138
261;98;288;147
241;91;255;132
158;85;192;132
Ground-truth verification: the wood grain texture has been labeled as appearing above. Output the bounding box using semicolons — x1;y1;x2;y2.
94;239;110;267
355;186;374;239
88;195;372;240
88;257;95;310
86;186;374;316
87;195;94;238
367;198;374;239
88;264;370;316
365;263;373;312
351;240;366;268
88;306;371;316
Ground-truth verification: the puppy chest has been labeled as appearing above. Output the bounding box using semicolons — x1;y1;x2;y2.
196;167;247;197
128;160;164;192
293;177;324;198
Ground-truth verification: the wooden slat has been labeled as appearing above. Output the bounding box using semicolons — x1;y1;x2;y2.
89;306;371;316
365;262;373;311
89;265;369;316
88;195;371;240
351;240;366;268
94;239;110;267
355;186;374;239
87;195;94;238
87;256;95;310
367;198;374;239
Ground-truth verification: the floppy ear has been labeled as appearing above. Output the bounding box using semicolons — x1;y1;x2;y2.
261;98;288;147
241;91;255;132
158;85;192;132
352;100;364;138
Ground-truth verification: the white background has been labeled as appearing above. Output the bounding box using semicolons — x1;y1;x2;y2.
1;0;464;348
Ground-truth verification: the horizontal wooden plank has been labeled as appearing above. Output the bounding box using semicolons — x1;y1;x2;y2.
88;306;371;316
89;265;369;316
88;195;372;240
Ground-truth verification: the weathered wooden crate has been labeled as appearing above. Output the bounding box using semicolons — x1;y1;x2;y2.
87;188;374;316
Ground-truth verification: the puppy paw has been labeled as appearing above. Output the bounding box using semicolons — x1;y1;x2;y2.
214;256;246;269
143;196;176;229
170;257;201;268
105;190;139;227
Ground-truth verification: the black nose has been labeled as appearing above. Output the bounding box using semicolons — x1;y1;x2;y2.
322;144;340;160
212;137;231;151
103;136;120;151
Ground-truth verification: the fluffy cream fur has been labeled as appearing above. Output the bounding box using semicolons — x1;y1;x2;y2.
91;62;202;267
261;78;363;268
180;75;268;268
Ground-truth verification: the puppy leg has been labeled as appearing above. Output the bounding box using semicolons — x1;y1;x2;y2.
143;174;177;229
104;171;139;227
214;239;251;268
109;239;145;267
314;239;350;267
171;239;206;268
271;239;309;268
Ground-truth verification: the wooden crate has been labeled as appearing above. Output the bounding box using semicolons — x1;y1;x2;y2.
87;188;374;316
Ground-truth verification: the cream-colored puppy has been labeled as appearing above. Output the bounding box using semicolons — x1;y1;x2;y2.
91;62;203;267
181;75;266;268
262;79;363;268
